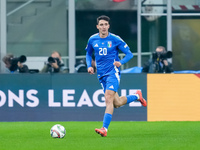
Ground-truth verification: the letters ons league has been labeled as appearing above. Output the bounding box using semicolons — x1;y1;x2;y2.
0;89;142;107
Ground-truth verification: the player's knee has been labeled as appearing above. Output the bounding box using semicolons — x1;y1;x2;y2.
105;94;114;104
114;104;120;108
113;101;121;108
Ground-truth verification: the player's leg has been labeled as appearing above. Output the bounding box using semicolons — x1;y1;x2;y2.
104;90;115;114
113;91;147;108
95;75;118;137
113;92;128;108
103;89;115;127
113;92;139;108
95;89;115;137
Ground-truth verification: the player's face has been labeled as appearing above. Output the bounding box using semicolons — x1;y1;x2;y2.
97;20;110;38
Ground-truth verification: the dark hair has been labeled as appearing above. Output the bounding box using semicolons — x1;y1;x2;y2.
97;15;110;25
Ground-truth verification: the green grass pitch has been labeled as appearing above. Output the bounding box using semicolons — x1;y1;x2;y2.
0;121;200;150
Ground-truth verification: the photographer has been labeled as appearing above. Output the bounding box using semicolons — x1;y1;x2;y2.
40;51;68;73
2;54;29;73
75;57;96;73
142;46;173;73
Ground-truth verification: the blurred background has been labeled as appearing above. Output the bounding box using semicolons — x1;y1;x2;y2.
1;0;200;73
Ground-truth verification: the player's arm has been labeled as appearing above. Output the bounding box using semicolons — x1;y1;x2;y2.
86;52;94;74
85;41;94;74
118;42;133;65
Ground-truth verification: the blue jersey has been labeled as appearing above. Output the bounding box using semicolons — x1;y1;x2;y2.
85;32;133;78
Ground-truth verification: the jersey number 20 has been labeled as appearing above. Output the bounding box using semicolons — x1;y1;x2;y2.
99;48;107;55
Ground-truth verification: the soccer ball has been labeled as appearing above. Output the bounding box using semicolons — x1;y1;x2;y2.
50;124;66;138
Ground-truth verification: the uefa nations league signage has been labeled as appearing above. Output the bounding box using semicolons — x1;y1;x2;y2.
0;74;147;121
0;89;142;108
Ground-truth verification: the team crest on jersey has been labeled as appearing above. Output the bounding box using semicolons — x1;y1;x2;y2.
108;41;112;48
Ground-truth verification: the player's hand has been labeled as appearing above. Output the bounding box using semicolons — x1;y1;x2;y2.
113;61;121;67
88;67;94;74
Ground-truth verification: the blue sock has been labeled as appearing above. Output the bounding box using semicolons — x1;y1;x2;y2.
103;113;112;129
126;95;138;104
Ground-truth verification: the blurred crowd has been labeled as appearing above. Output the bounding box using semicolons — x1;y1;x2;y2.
2;46;173;74
2;51;96;74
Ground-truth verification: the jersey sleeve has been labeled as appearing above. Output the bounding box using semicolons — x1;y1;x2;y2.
85;39;93;68
116;37;133;65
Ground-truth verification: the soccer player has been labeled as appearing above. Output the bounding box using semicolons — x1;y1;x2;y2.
85;15;147;137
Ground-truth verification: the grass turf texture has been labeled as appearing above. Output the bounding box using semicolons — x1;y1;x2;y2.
0;121;200;150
